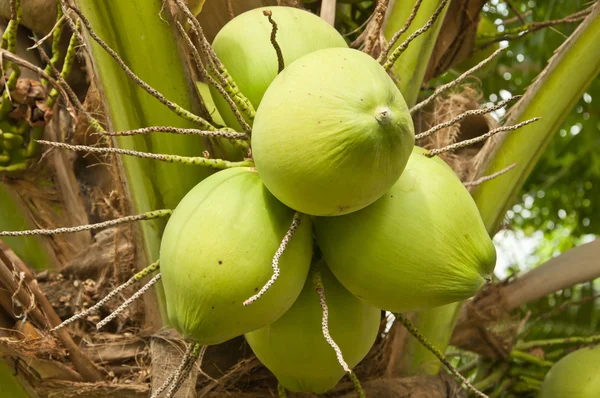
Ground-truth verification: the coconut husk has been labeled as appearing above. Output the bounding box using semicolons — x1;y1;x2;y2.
413;84;498;181
450;281;522;360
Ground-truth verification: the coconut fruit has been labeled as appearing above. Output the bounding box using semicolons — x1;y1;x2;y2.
210;6;348;130
539;344;600;398
313;147;496;312
159;167;313;345
245;260;380;393
252;47;415;216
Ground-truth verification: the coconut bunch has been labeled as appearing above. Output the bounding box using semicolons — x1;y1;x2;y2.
3;4;518;397
154;6;497;395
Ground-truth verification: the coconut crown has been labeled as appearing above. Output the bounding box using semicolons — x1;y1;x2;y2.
539;344;600;398
245;260;381;394
314;147;496;312
210;6;348;130
252;47;415;216
159;167;313;346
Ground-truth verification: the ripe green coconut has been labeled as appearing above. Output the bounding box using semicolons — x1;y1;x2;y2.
245;260;381;394
159;167;313;346
210;6;348;130
539;344;600;398
252;47;415;216
313;147;496;312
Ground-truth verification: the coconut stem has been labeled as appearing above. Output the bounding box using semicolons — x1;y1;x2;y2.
509;350;554;368
415;96;521;140
36;140;254;169
38;3;66;85
464;163;517;187
172;0;256;122
175;19;253;138
164;344;205;398
516;335;600;350
313;271;349;371
67;5;219;131
102;126;248;140
151;344;193;398
46;19;80;110
0;209;172;237
472;363;510;393
1;0;20;52
378;0;424;63
425;118;540;157
410;47;505;115
313;270;365;396
263;10;285;73
348;372;365;398
0;0;22;117
382;0;449;71
151;343;205;398
243;212;303;306
50;261;160;332
395;313;489;398
95;273;162;330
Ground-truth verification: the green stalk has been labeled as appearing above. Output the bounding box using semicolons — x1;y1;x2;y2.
509;350;554;368
382;0;450;107
516;335;600;350
74;0;239;328
400;302;461;376
0;184;54;269
471;4;600;233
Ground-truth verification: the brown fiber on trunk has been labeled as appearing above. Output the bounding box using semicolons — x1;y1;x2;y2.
0;241;104;381
423;0;488;80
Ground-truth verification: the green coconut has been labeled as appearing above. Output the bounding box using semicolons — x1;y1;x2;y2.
539;344;600;398
210;6;348;130
245;260;380;394
159;167;313;346
313;147;496;312
252;47;415;216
